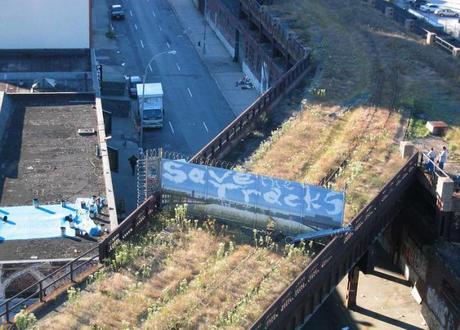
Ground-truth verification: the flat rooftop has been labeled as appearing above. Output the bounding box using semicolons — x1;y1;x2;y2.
0;94;107;260
0;94;104;206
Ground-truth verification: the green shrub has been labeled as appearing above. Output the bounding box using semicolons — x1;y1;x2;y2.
14;309;37;330
406;117;429;139
87;269;107;285
67;287;81;304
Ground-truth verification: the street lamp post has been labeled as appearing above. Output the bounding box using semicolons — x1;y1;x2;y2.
140;50;177;148
203;0;207;55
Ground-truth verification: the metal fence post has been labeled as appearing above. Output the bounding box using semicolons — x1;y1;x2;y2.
98;241;108;262
70;262;75;282
5;301;9;323
39;281;44;302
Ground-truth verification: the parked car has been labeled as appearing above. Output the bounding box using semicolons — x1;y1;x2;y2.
111;4;125;20
420;3;440;12
127;75;142;98
434;8;459;17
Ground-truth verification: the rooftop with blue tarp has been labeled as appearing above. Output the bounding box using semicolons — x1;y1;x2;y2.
0;94;109;261
0;197;105;242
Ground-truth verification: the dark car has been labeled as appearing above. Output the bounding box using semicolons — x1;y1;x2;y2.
111;4;125;20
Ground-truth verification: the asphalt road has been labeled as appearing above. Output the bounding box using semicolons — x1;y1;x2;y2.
111;0;236;156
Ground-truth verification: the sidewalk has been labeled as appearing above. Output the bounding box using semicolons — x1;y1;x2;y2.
92;0;139;218
108;113;140;218
168;0;259;117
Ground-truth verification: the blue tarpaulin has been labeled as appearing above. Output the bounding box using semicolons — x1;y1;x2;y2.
0;198;101;241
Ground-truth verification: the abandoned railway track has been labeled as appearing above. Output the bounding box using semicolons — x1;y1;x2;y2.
318;31;401;188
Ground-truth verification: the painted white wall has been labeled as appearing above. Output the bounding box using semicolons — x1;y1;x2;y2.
0;0;90;49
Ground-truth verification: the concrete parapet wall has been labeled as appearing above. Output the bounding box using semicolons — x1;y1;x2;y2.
91;49;118;230
436;176;454;211
400;141;415;158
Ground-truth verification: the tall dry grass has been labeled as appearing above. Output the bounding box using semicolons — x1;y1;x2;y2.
37;215;310;330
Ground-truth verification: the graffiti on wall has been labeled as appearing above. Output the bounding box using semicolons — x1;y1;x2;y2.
161;159;345;228
402;237;428;281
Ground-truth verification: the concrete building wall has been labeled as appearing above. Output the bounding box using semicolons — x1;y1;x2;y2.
380;212;460;330
0;0;90;49
0;92;13;153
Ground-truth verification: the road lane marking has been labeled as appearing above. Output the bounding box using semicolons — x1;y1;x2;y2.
176;63;181;71
152;9;156;17
187;88;192;98
168;121;175;134
203;121;209;133
129;10;133;17
134;24;138;30
166;42;171;49
148;64;153;72
158;25;162;31
140;40;144;48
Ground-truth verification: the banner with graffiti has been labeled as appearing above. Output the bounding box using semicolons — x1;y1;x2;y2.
160;159;345;229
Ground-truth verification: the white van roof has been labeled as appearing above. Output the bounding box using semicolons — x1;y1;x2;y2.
136;83;163;96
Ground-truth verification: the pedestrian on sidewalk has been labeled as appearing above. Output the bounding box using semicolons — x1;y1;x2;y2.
438;146;448;170
128;154;138;176
426;147;436;173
